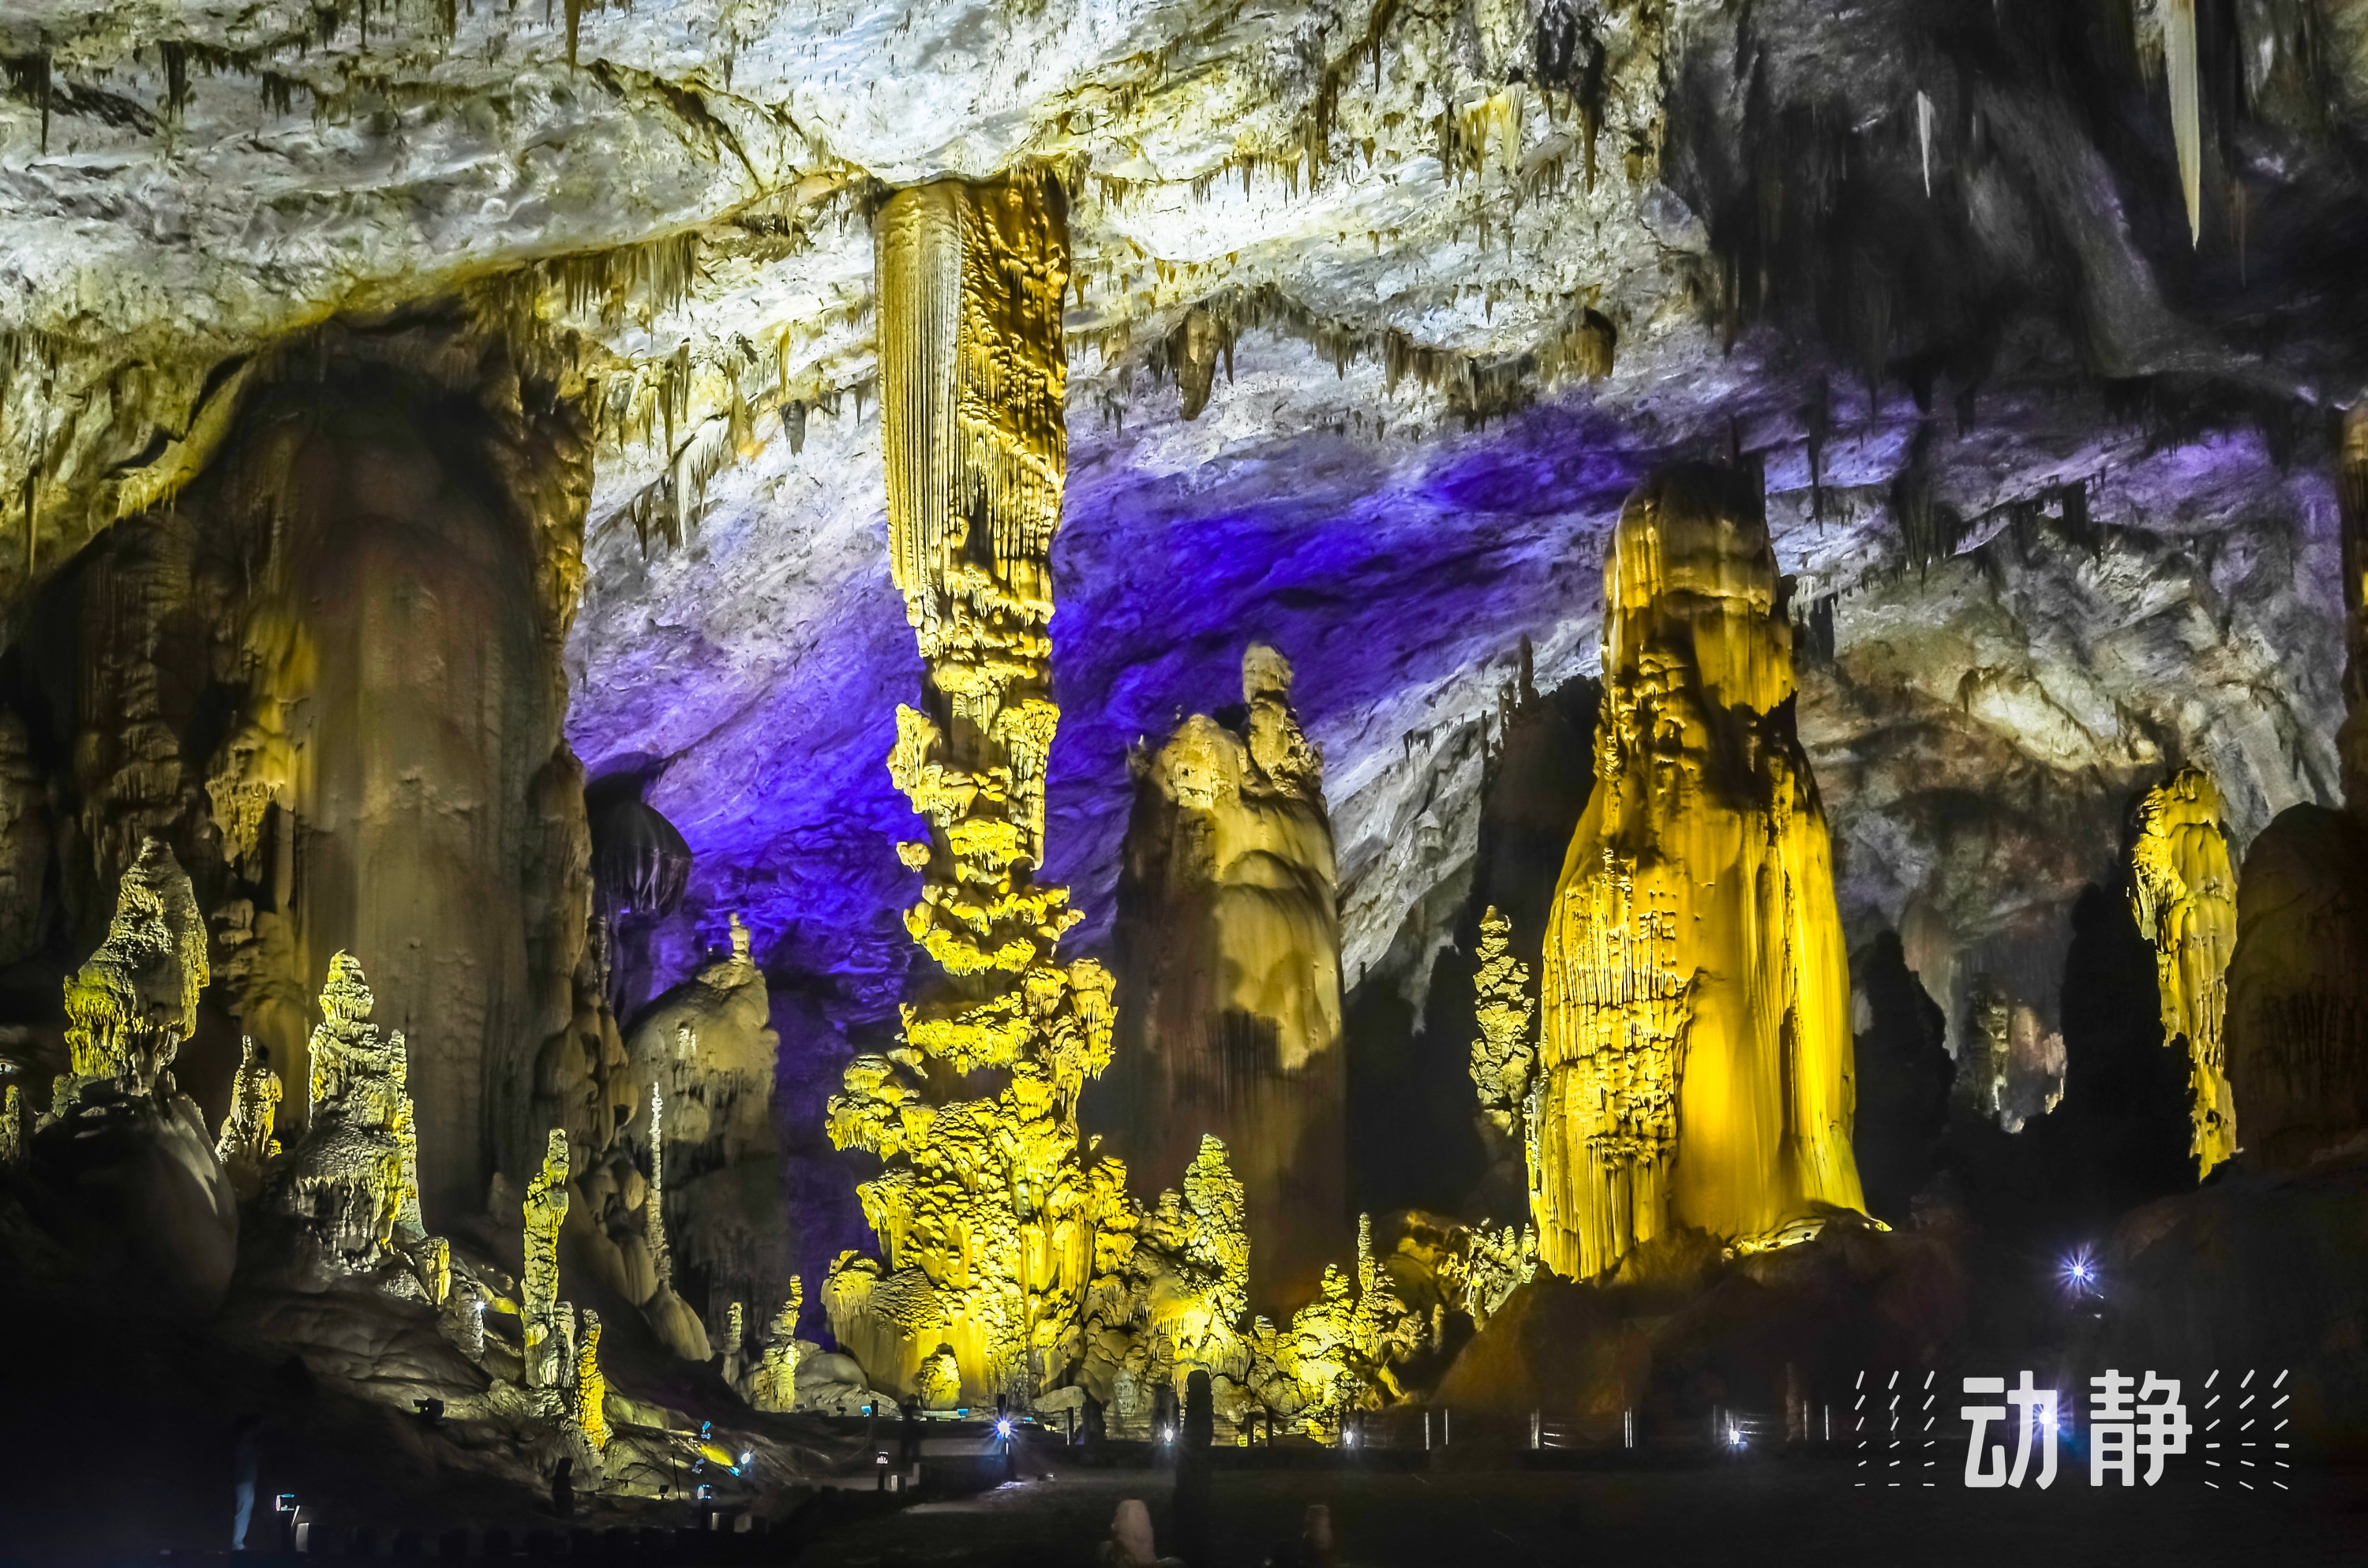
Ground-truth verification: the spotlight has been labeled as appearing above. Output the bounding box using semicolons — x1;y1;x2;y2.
1160;1425;1174;1445
739;1450;753;1467
1725;1424;1746;1450
1343;1429;1358;1449
995;1419;1014;1440
2061;1248;2100;1297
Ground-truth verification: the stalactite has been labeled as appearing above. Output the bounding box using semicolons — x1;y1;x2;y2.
1534;466;1866;1280
1917;90;1935;198
2168;0;2202;246
2130;767;2239;1176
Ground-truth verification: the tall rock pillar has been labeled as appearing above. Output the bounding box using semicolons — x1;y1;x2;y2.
1109;643;1347;1311
824;176;1123;1405
1534;466;1865;1280
2224;409;2368;1169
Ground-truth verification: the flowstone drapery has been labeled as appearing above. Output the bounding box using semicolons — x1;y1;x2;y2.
1535;466;1866;1280
2130;767;2239;1176
823;173;1124;1406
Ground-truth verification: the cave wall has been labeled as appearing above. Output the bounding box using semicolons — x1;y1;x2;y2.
2;320;594;1224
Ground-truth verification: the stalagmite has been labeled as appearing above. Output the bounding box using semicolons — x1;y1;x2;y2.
1534;466;1866;1281
645;1082;672;1288
1468;905;1540;1177
575;1310;611;1452
826;174;1123;1405
2168;0;2202;245
2130;767;2239;1175
278;953;436;1278
215;1038;285;1200
58;836;208;1098
0;1080;21;1169
1107;643;1347;1308
747;1280;805;1413
523;1128;571;1388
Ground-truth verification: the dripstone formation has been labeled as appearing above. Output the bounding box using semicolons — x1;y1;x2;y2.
1535;466;1867;1280
1110;642;1348;1310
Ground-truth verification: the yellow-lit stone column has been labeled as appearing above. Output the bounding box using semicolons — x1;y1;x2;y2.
2130;767;2239;1175
1534;466;1865;1279
825;174;1122;1407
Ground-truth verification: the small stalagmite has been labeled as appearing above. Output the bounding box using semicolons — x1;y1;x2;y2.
523;1128;572;1388
1109;643;1346;1308
575;1310;612;1453
1534;466;1866;1280
2130;767;2239;1175
278;953;429;1272
215;1038;285;1200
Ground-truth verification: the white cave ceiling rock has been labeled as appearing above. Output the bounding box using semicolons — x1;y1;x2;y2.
0;0;2359;1044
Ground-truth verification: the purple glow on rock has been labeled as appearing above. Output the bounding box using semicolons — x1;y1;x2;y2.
567;395;1658;1035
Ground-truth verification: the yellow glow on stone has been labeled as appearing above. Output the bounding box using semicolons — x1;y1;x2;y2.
1534;467;1867;1280
2130;766;2240;1177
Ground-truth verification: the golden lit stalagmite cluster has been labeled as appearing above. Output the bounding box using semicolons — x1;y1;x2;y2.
1534;467;1867;1280
2130;767;2240;1176
824;174;1125;1405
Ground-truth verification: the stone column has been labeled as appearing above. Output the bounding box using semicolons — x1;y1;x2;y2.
1534;466;1866;1279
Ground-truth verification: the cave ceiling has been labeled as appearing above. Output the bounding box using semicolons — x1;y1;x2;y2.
2;0;2363;1036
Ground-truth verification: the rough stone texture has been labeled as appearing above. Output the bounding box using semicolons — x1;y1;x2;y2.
1103;643;1348;1310
2225;805;2368;1172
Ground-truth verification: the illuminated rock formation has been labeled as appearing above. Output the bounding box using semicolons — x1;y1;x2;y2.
575;1310;612;1453
74;327;595;1225
746;1282;805;1413
275;953;446;1292
613;915;781;1341
523;1129;572;1388
279;952;424;1259
1254;1217;1422;1436
826;174;1126;1406
2224;410;2368;1171
1109;644;1347;1308
1534;466;1865;1281
0;1081;21;1169
1468;906;1542;1212
2130;767;2240;1175
58;836;208;1098
215;1038;285;1201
